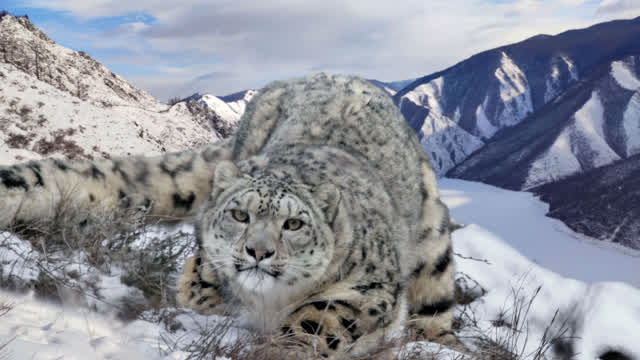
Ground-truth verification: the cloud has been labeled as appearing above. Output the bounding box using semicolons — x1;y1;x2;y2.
21;0;632;99
597;0;640;16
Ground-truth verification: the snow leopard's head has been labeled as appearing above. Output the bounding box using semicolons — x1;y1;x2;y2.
198;160;342;296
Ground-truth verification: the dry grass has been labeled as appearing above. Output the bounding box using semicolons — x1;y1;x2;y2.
455;273;577;360
2;188;194;320
32;128;88;160
166;319;467;360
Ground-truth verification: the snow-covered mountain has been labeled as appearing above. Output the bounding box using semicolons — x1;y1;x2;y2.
196;89;257;125
449;55;640;190
0;13;159;109
395;16;640;176
0;14;237;163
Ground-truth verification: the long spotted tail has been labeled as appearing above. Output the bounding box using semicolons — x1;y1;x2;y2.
0;140;231;229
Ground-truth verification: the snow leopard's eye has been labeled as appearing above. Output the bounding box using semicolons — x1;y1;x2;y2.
283;218;304;231
231;210;249;223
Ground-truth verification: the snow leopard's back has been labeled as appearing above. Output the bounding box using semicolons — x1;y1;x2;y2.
231;74;436;223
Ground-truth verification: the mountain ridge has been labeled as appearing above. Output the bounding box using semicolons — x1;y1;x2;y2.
392;15;640;175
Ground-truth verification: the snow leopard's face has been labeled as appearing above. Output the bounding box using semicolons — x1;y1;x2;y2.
198;161;339;295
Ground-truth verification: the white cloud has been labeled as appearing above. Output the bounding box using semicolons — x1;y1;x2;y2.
22;0;636;99
597;0;640;16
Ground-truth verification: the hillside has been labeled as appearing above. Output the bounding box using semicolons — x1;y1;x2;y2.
395;16;640;176
448;55;640;189
0;14;233;163
533;153;640;249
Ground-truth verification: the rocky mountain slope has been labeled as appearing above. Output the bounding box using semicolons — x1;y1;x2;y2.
0;13;158;110
395;16;640;176
0;61;214;163
532;153;640;249
448;54;640;188
0;14;235;163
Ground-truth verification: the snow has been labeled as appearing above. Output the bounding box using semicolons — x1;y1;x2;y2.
453;107;461;123
572;91;621;166
623;92;640;156
191;90;256;130
493;52;533;127
0;233;40;284
545;69;560;102
419;110;484;175
474;96;498;139
442;178;640;358
404;76;445;115
563;56;579;81
524;90;622;188
524;131;582;188
551;63;560;80
0;291;241;360
224;89;257;116
399;77;484;175
611;60;640;91
544;56;579;102
440;179;640;286
199;95;243;124
1;294;168;359
382;86;397;96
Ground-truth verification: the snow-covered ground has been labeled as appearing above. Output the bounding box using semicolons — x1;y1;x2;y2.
441;178;640;287
0;289;240;360
442;178;640;359
0;179;638;359
0;61;220;164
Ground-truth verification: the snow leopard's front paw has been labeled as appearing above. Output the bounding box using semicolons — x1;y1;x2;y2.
177;256;224;314
279;300;368;358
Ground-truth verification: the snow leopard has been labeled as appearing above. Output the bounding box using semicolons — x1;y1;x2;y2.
0;74;455;357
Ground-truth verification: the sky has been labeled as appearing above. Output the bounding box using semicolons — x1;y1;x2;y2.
4;0;640;101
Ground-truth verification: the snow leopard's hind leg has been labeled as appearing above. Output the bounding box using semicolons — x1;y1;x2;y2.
0;139;232;229
406;161;457;345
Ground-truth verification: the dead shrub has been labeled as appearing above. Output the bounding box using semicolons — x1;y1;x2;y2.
458;275;576;360
3;187;194;321
32;128;86;159
5;132;35;149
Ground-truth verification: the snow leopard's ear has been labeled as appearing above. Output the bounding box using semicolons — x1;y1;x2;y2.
311;183;341;223
214;160;240;190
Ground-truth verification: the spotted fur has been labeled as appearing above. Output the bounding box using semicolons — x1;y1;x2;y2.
0;74;455;357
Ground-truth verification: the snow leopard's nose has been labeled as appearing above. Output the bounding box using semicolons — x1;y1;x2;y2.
246;246;275;262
